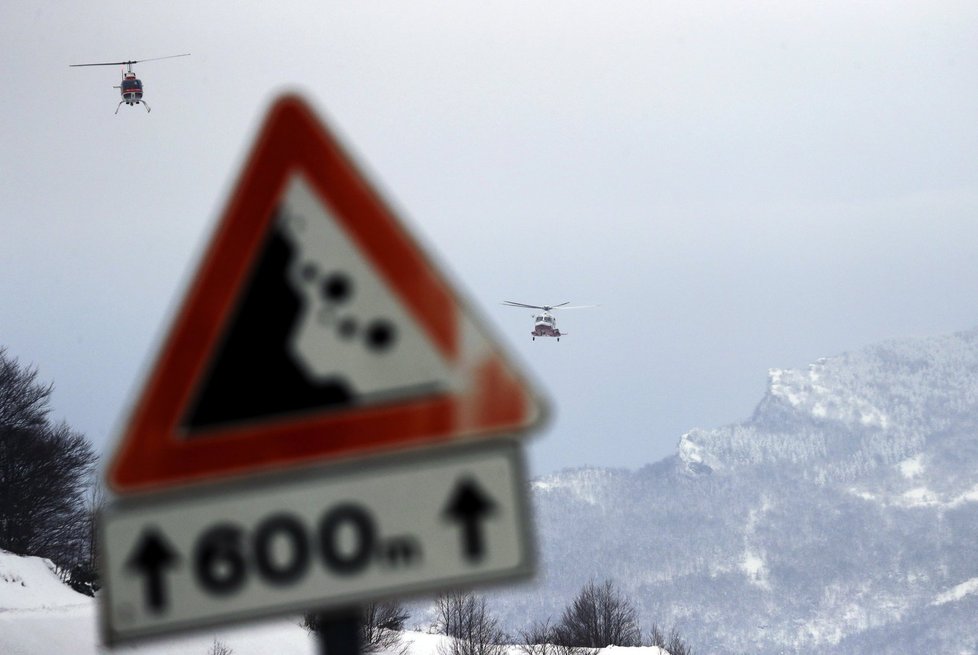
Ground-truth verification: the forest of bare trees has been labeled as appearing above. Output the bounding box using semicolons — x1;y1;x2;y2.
433;583;694;655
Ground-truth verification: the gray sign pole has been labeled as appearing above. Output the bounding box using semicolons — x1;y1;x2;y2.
317;607;361;655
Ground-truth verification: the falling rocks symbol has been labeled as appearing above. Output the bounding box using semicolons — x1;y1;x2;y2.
182;211;354;431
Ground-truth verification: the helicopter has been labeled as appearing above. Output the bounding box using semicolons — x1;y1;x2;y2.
502;301;595;341
70;53;190;114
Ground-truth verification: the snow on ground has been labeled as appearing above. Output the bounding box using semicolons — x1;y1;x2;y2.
898;454;925;479
848;481;978;509
1;550;672;655
932;577;978;606
1;603;316;655
600;646;669;655
0;549;89;611
0;548;318;654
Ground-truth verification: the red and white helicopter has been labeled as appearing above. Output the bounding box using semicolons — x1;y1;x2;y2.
502;301;595;341
70;53;190;114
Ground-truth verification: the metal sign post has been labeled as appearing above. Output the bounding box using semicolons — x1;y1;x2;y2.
316;608;361;655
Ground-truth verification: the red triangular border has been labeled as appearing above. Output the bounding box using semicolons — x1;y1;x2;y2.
108;95;542;493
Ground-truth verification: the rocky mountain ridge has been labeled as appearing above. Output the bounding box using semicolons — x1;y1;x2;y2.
493;326;978;654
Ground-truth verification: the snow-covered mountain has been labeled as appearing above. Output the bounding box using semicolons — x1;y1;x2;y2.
493;327;978;654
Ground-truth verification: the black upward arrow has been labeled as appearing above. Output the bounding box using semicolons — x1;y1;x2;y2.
442;477;497;563
125;528;180;614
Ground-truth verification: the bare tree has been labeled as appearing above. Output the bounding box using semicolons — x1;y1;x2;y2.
665;627;695;655
304;600;410;653
434;589;507;655
553;580;641;648
517;617;594;655
0;349;97;567
361;600;410;653
645;623;694;655
83;476;106;570
646;623;666;649
516;617;556;655
0;422;96;561
0;349;52;432
59;475;107;595
207;638;234;655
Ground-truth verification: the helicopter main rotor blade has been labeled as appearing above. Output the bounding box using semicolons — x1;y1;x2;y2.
70;61;134;67
502;301;547;310
70;53;190;67
502;300;597;311
132;53;191;64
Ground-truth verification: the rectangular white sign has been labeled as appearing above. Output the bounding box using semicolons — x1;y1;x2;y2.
100;440;533;645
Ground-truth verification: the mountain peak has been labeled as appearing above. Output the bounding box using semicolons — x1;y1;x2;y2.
679;326;978;479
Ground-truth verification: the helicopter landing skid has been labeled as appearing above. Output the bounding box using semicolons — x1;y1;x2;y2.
114;100;151;114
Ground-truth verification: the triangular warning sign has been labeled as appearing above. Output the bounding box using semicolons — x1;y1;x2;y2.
108;95;546;493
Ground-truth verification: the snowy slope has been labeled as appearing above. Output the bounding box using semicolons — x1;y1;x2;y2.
0;549;90;611
0;549;674;655
0;548;312;654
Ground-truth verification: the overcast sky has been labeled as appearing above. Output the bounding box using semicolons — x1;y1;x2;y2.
2;1;978;478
